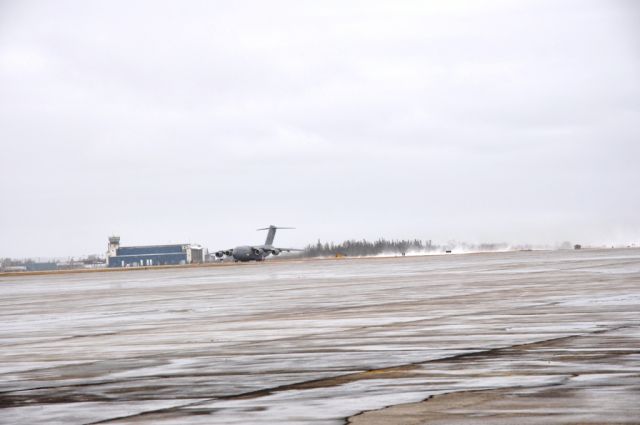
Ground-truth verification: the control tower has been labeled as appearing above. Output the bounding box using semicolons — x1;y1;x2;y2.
107;236;120;258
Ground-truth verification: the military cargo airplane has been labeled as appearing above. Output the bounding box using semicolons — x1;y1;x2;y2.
214;225;300;262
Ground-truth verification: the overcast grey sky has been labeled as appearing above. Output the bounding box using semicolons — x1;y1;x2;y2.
1;0;638;258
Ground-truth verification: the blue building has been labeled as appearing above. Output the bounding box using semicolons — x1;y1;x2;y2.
107;236;203;268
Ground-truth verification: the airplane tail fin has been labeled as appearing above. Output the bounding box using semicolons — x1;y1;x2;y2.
257;225;295;246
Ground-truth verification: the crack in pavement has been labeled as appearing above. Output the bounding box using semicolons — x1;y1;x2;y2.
78;324;636;424
342;324;640;425
0;298;574;397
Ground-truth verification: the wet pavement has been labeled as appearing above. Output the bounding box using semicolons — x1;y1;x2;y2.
1;249;639;424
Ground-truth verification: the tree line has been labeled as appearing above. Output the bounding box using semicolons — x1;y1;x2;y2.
288;239;518;258
297;238;433;258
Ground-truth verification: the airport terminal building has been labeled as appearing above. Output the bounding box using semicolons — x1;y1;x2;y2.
106;236;203;268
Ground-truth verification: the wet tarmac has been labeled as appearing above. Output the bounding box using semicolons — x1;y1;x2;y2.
1;249;639;424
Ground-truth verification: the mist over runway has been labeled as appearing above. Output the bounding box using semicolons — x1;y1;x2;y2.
1;249;639;424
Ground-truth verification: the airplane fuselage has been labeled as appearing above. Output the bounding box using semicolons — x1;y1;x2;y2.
231;246;268;262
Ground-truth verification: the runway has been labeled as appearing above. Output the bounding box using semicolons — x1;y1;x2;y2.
1;249;639;424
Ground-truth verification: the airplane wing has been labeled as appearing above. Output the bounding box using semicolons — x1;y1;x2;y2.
264;247;304;255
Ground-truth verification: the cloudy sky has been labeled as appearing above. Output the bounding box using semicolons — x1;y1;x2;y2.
1;0;638;258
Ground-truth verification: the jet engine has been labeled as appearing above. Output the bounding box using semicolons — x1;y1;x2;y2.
215;251;224;258
252;248;263;256
271;249;281;255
